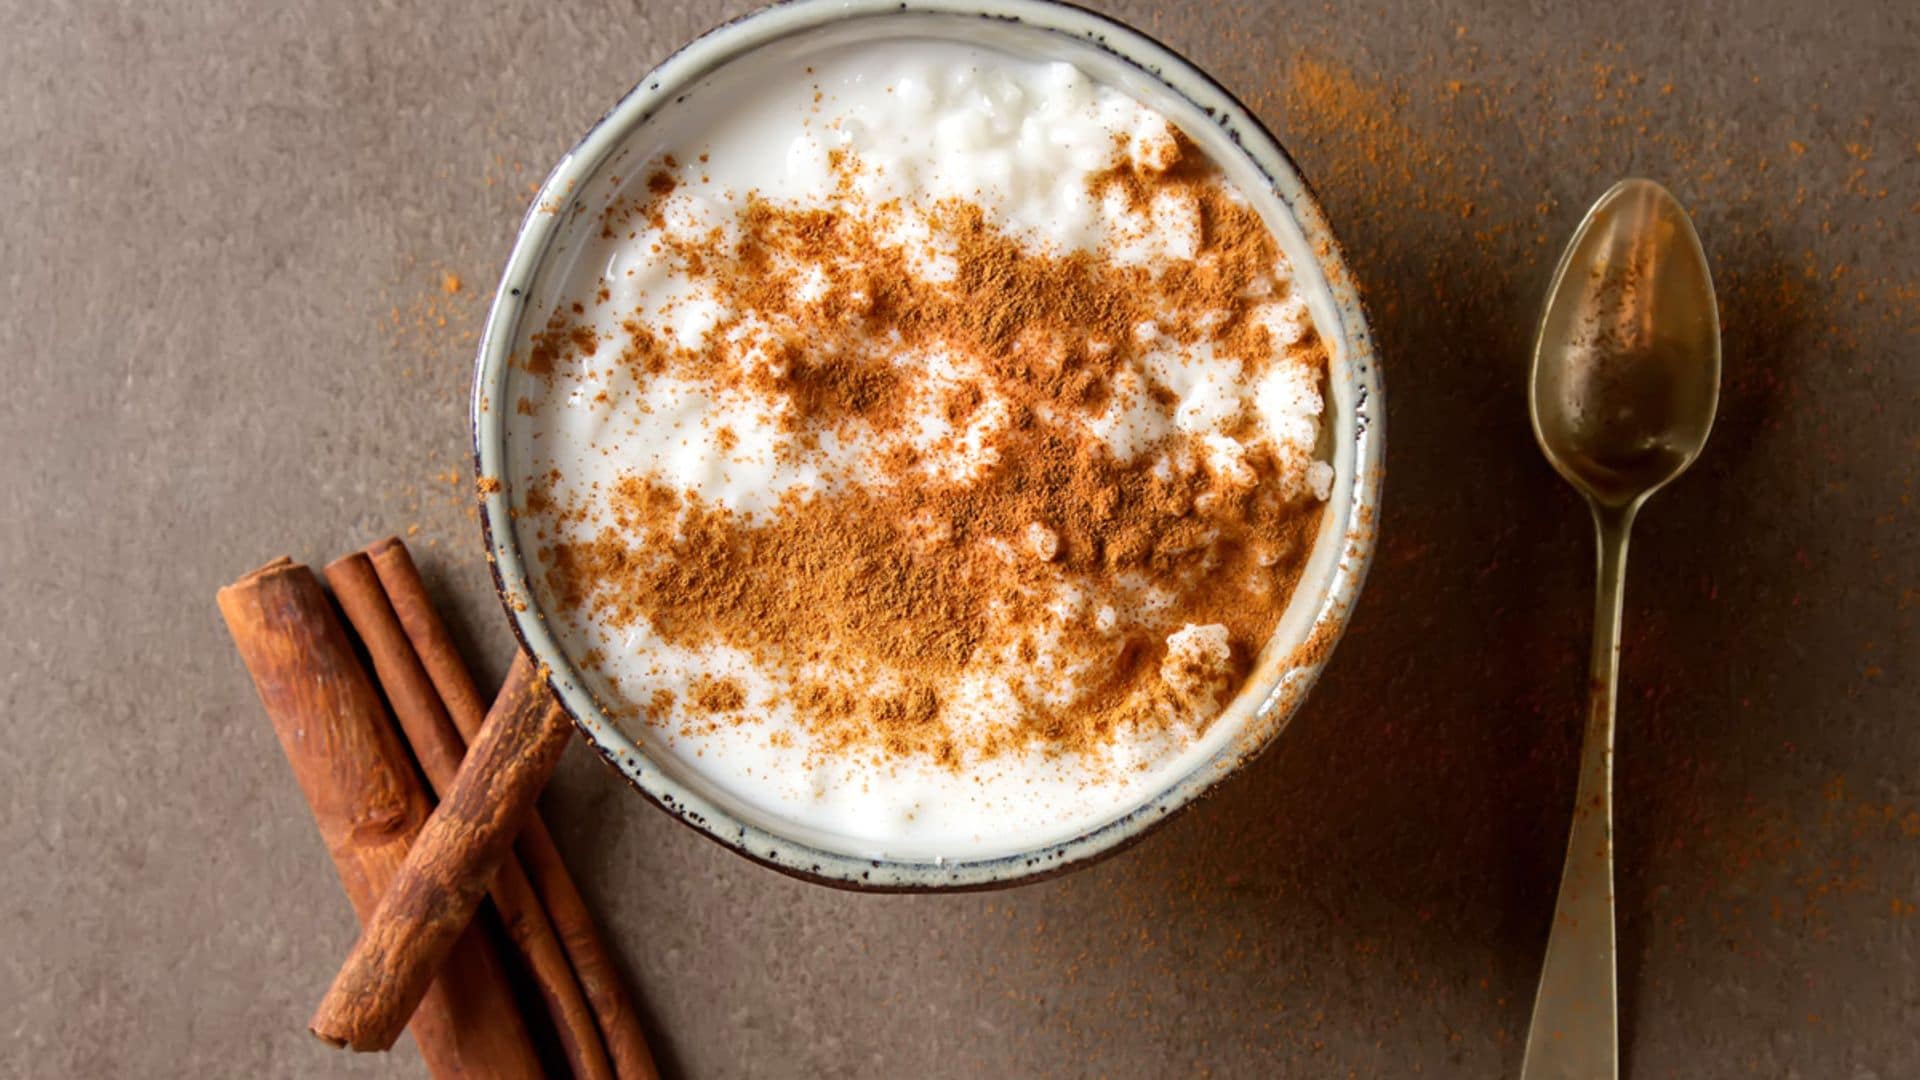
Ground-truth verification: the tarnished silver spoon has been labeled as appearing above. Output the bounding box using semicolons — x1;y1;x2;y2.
1522;179;1721;1079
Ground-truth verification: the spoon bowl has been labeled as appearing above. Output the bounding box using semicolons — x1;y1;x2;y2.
1532;179;1721;509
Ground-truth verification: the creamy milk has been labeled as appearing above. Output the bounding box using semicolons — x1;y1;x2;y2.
505;38;1331;860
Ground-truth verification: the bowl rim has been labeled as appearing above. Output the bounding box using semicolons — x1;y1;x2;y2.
472;0;1384;891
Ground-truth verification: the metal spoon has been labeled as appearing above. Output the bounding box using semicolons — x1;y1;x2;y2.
1521;178;1721;1079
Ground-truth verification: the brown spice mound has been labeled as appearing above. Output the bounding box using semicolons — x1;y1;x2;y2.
526;131;1329;769
690;676;744;714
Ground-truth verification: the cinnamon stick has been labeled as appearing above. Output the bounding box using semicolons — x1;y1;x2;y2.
310;651;574;1052
325;553;613;1080
367;536;659;1080
216;558;542;1079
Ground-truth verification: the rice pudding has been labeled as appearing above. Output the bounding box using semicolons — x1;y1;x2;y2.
505;37;1333;859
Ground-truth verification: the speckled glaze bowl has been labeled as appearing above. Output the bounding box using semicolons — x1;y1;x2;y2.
473;0;1383;890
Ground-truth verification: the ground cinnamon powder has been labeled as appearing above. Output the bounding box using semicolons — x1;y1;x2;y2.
523;133;1330;770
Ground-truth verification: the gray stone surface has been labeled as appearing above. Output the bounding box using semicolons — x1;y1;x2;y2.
4;0;1916;1076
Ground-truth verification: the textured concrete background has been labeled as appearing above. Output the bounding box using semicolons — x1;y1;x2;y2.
4;0;1916;1076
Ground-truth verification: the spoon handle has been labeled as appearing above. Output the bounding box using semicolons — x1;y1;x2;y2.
1522;502;1634;1080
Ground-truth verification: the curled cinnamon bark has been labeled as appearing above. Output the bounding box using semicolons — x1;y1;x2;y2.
309;652;573;1053
325;553;612;1080
367;537;659;1079
217;558;542;1079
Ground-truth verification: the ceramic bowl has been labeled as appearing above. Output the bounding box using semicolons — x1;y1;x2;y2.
473;0;1383;890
